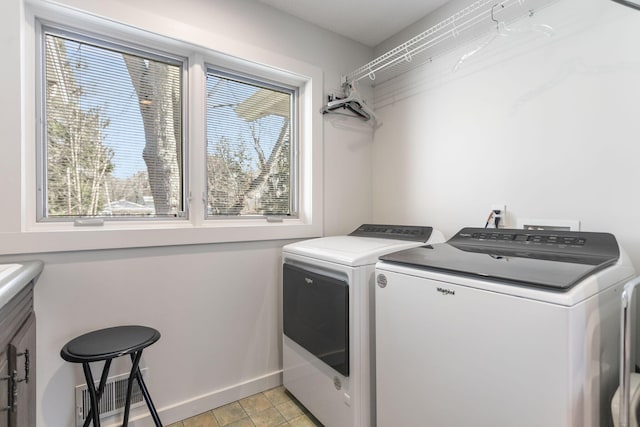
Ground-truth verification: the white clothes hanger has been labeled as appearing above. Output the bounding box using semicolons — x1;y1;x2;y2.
321;82;381;128
453;3;554;73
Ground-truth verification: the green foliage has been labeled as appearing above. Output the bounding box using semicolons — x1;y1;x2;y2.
260;135;290;215
207;137;252;215
207;123;291;217
45;37;114;217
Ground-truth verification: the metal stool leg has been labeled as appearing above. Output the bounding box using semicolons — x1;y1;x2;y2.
121;351;143;427
135;368;163;426
130;352;163;427
82;363;100;427
82;359;112;427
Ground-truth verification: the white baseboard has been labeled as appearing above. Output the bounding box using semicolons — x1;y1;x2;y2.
102;370;283;427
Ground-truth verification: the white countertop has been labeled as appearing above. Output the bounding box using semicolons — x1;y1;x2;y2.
0;261;44;309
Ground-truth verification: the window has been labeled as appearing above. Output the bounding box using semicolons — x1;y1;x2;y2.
19;10;322;253
39;27;186;220
206;69;296;218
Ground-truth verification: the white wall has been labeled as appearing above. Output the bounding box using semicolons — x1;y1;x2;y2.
371;0;640;266
32;243;288;425
0;0;374;425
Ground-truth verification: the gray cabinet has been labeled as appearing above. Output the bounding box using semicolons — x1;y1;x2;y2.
0;350;7;427
0;283;35;427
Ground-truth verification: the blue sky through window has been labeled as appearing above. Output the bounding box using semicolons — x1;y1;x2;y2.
206;74;288;170
60;37;288;179
64;38;152;179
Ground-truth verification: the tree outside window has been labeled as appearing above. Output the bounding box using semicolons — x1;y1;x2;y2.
43;31;183;219
206;71;294;217
41;28;296;221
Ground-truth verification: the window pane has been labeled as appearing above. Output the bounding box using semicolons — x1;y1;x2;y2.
42;31;184;219
206;70;293;217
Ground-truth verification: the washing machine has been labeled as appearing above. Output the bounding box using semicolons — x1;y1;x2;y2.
375;227;636;427
282;224;445;427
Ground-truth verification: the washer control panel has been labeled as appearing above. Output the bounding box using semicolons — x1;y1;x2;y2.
469;231;586;246
451;227;618;258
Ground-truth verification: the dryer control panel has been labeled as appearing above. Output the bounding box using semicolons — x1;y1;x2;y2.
349;224;433;242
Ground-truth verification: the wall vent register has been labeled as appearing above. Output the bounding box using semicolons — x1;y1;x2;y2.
75;369;148;426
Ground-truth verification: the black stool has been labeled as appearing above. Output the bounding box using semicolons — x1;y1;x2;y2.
60;325;163;427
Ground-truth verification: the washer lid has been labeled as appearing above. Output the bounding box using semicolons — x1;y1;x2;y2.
379;227;620;290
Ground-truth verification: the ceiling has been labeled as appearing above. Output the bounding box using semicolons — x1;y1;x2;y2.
257;0;451;47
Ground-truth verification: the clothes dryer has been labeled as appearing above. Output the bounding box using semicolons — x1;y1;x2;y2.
375;228;635;427
282;224;444;427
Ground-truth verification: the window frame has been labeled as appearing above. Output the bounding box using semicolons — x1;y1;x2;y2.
36;23;190;223
204;65;299;220
3;2;323;254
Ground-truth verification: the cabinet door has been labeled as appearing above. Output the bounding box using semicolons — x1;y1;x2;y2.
0;350;8;427
8;313;35;427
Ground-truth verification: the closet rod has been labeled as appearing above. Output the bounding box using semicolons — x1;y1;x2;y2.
345;0;533;84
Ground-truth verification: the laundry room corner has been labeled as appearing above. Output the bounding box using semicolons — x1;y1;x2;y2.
369;0;640;265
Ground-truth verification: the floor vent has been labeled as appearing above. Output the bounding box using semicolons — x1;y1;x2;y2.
75;368;148;426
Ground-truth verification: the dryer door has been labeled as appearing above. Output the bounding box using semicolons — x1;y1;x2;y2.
283;263;349;376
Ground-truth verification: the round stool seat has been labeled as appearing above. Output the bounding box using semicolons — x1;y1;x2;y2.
60;325;163;427
61;325;160;363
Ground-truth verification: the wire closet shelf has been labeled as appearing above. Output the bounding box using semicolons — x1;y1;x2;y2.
344;0;557;87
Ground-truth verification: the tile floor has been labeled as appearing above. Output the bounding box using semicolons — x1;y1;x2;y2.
167;386;324;427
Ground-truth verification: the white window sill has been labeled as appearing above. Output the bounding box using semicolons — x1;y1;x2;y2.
0;220;321;254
